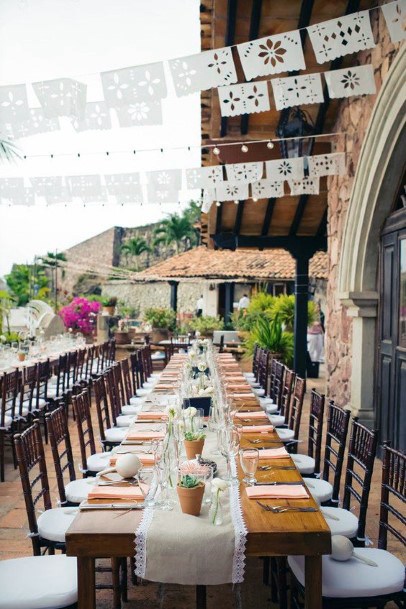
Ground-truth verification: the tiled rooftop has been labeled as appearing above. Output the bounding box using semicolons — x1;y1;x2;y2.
135;247;328;282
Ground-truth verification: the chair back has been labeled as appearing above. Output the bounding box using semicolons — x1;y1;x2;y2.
119;358;134;404
322;402;351;505
76;348;87;383
279;368;295;424
19;364;37;418
379;443;405;550
1;369;20;426
252;344;260;380
72;390;97;475
287;376;306;449
54;353;68;397
93;375;112;442
307;389;325;475
66;350;78;389
130;351;143;390
342;419;378;542
46;406;75;505
14;421;51;555
257;349;269;392
271;360;285;407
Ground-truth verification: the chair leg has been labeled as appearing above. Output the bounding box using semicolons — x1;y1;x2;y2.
196;585;206;609
120;558;128;603
262;557;270;586
111;557;121;609
276;557;288;609
0;431;4;482
130;556;137;585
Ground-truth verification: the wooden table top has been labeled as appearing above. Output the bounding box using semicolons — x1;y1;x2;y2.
66;357;331;560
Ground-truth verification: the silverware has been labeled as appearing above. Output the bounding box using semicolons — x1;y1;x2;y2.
79;502;146;511
254;481;304;486
258;465;296;471
256;501;318;513
121;440;153;445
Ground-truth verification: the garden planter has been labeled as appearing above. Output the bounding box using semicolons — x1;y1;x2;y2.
177;482;205;516
151;328;169;343
114;331;130;345
103;306;115;316
184;438;205;460
17;353;26;362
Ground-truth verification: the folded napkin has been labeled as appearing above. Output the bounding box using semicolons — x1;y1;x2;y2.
226;384;251;391
240;424;274;434
109;454;155;467
88;484;147;501
137;411;166;421
246;485;309;500
258;447;289;460
126;430;166;441
234;411;269;421
233;392;254;398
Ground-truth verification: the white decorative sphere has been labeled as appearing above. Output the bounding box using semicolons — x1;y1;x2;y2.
115;454;141;478
330;535;354;561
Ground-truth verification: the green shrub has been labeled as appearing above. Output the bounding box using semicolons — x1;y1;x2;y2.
189;315;224;334
244;315;294;367
144;307;177;330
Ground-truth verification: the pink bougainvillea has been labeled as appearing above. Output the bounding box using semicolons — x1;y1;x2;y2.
59;297;101;335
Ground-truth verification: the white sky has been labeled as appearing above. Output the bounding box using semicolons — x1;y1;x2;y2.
0;0;201;277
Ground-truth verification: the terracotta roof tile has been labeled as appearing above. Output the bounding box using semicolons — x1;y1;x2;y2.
136;247;327;282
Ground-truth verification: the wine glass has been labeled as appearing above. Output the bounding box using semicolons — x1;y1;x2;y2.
219;426;240;485
155;460;175;511
137;467;157;507
239;448;259;485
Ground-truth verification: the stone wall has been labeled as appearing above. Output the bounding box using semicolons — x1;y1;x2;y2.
326;6;400;407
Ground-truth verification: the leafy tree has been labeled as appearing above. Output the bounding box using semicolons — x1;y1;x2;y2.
121;237;151;271
153;214;196;254
0;137;20;163
5;264;49;306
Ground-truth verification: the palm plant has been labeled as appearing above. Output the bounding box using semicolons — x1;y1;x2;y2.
153;213;198;254
121;237;151;271
244;315;294;366
0;137;20;164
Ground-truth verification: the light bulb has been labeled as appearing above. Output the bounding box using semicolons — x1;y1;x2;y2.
216;201;221;207
252;197;258;202
213;146;220;156
234;200;239;205
267;141;274;149
241;144;249;153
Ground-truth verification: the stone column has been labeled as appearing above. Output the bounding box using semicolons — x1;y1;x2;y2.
293;255;310;378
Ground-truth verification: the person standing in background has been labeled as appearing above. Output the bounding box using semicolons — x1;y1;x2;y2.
238;293;250;310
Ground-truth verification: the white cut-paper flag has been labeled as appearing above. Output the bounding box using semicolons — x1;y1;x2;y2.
202;189;215;213
324;64;376;99
265;157;304;181
9;187;36;206
307;153;346;177
307;11;375;64
33;78;87;119
272;73;324;110
0;178;25;198
101;62;167;108
381;0;406;43
226;162;263;185
10;109;60;139
251;180;285;199
67;175;106;202
105;173;143;200
169;47;237;97
0;84;31;122
146;169;182;204
72;101;111;132
288;178;320;196
215;183;249;202
115;100;163;127
185;166;224;189
30;176;64;196
237;30;305;80
219;81;270;117
46;188;72;206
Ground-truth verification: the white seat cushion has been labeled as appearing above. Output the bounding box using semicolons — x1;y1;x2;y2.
136;388;151;397
253;388;266;397
130;396;143;406
87;451;112;472
244;373;255;379
288;549;405;598
320;507;359;538
0;554;77;609
248;380;261;388
151;352;165;360
303;477;333;504
259;397;274;407
65;478;95;504
116;414;135;427
150;372;161;379
1;413;13;428
104;427;127;443
121;404;141;415
291;454;316;475
142;382;155;389
37;507;78;543
276;428;295;442
269;414;286;427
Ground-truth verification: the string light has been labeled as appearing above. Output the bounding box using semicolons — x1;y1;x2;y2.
252;197;258;202
215;201;221;207
234;200;239;205
241;144;249;153
267;141;274;149
213;147;220;156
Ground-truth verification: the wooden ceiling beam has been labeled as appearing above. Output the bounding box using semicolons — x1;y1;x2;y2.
316;209;328;237
261;198;276;237
234;201;245;236
240;0;264;136
220;0;239;138
212;232;327;254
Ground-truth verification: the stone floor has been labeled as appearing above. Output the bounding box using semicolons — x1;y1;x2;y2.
0;362;401;608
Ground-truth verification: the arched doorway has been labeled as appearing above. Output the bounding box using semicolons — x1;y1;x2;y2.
338;45;406;446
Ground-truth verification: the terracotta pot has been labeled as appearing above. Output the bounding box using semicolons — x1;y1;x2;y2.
114;331;130;345
177;482;205;516
17;353;26;362
184;438;205;460
151;328;169;343
103;306;115;316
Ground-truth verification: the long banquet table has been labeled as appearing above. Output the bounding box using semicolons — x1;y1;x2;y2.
66;354;331;609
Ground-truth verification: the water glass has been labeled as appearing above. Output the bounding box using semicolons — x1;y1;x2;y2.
239;448;259;485
137;467;157;507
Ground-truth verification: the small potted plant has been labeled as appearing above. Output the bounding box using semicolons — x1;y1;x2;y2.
143;307;176;343
184;430;206;460
17;349;26;362
190;315;224;339
114;319;130;345
176;474;205;516
102;296;117;316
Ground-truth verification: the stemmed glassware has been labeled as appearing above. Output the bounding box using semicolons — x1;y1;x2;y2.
219;426;240;485
239;448;259;485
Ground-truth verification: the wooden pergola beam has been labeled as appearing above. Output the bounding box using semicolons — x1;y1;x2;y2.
220;0;239;138
240;0;264;135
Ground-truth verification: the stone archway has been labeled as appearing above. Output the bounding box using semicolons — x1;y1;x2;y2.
338;45;406;425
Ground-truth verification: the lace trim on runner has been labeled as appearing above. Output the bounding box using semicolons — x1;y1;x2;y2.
229;455;248;583
134;480;157;578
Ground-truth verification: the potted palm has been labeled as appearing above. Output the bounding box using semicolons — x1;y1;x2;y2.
190;315;224;339
176;474;205;516
143;307;176;343
245;315;294;367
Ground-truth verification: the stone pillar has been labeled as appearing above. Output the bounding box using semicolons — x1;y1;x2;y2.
224;282;235;325
169;281;179;312
293;256;310;378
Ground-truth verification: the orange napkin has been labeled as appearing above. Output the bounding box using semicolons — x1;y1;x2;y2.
233;392;255;398
87;485;147;501
240;425;274;434
227;384;251;391
137;411;166;420
234;411;269;421
246;485;309;500
109;454;155;466
257;447;289;460
126;430;166;441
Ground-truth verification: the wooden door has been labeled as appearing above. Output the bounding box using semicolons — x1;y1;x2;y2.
378;209;406;452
